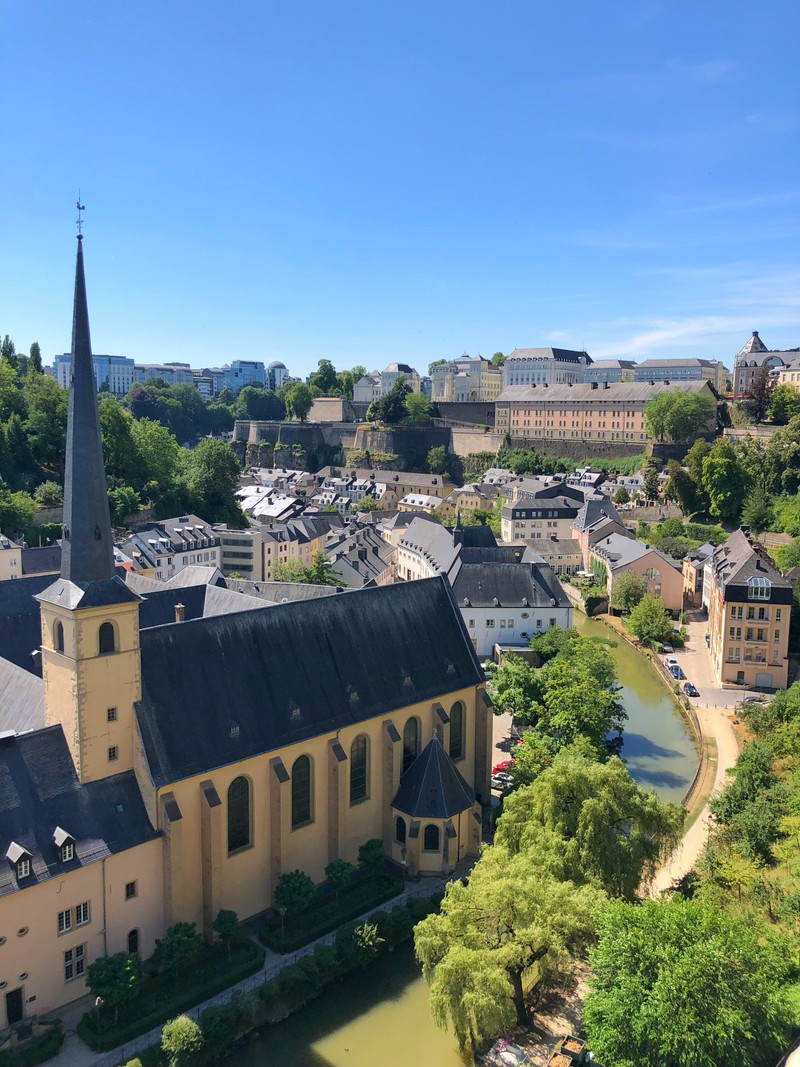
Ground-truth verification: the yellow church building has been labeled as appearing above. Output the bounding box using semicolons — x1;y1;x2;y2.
0;235;492;1028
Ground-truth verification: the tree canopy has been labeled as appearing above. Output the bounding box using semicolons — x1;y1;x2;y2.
584;898;793;1067
643;391;716;443
626;592;673;645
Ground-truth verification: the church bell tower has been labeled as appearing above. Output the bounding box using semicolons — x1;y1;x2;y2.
37;226;142;784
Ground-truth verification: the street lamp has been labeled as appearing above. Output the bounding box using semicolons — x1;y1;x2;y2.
278;906;286;954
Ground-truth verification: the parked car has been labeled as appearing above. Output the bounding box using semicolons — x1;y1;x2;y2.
661;643;674;654
744;696;766;704
664;655;678;668
670;663;684;679
683;681;699;697
491;771;513;792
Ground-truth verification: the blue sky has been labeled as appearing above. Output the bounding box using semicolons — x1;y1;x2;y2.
3;1;798;377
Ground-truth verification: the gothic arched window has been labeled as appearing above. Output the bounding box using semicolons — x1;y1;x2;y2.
395;816;407;844
402;717;419;775
449;701;465;761
227;776;251;853
98;622;116;655
291;755;312;828
350;735;369;804
423;824;440;852
54;620;64;653
127;929;139;955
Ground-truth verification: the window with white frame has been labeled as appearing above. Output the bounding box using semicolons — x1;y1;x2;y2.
57;909;72;934
64;944;85;982
76;902;90;926
61;842;74;863
748;576;771;600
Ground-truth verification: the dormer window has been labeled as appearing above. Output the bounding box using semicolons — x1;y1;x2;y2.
6;843;31;881
54;828;75;863
748;576;771;601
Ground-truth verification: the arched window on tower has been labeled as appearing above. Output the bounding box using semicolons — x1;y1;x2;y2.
291;755;312;828
227;776;251;853
402;717;419;775
98;622;116;655
395;816;406;844
350;735;369;804
54;620;64;653
423;824;440;852
449;701;465;761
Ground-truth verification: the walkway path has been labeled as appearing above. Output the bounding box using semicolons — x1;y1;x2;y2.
649;610;741;895
47;872;460;1067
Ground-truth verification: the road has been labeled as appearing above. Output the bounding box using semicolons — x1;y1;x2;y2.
649;609;741;894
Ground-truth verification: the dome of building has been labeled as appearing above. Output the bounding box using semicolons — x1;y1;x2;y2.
268;360;287;370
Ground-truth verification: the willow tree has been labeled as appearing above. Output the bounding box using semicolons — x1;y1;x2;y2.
414;846;604;1050
496;746;684;898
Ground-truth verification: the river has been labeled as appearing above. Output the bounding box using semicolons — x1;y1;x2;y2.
237;616;698;1065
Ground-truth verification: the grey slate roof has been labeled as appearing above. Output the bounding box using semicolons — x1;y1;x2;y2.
0;726;157;898
573;497;623;532
0;658;44;734
391;735;475;818
452;562;570;610
61;237;117;584
712;529;791;590
21;545;61;576
135;576;483;786
505;347;590;365
496;380;714;404
0;574;61;673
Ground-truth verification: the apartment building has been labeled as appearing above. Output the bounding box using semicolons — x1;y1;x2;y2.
502;348;591;387
118;515;221;579
430;356;503;403
589;533;683;614
706;528;792;689
633;358;727;393
495;380;716;444
500;478;589;542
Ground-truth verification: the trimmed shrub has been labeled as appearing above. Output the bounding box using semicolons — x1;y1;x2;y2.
200;1003;238;1055
0;1026;64;1067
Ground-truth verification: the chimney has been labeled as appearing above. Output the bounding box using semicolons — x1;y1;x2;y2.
175;603;185;623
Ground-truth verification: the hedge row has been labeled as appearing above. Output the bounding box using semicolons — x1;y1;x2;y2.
0;1027;63;1067
77;941;265;1052
260;875;403;953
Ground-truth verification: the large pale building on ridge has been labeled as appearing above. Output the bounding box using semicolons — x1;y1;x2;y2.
0;237;491;1027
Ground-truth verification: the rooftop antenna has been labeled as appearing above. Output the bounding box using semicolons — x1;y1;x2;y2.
75;193;85;238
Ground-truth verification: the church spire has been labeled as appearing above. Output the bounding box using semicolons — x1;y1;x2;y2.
61;232;115;583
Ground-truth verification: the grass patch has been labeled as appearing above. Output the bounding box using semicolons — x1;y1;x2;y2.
77;939;264;1052
260;875;404;953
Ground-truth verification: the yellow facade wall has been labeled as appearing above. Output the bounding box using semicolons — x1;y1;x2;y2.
0;837;163;1026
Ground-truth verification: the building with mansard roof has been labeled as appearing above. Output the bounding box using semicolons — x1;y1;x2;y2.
0;235;491;1027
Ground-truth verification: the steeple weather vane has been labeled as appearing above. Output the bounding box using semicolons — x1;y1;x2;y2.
76;194;85;238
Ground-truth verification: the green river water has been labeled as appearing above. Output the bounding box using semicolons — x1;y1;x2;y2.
238;615;698;1066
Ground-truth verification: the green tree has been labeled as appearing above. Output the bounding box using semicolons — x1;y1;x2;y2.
212;909;238;961
336;370;355;400
23;374;68;478
489;654;544;727
154;923;203;986
325;859;354;905
129;418;181;507
663;461;706;517
0;489;37;538
613;485;630;505
740;485;774;534
33;480;63;506
701;439;750;522
626;592;673;645
685;437;711;487
1;335;18;372
108;485;141;525
304;551;342;586
405;391;432;424
644;392;715;443
184;439;244;526
28;342;43;374
741;366;773;423
642;465;661;502
491;352;506;366
497;747;684;898
768;383;800;424
428;358;447;375
767;416;800;494
584;898;793;1067
161;1014;205;1067
285;382;313;422
234;385;285;421
309;359;338;394
353;495;380;512
357;838;385;880
274;869;316;916
609;571;646;613
426;444;449;474
0;360;25;422
100;397;141;487
371;377;410;424
415;846;604;1046
271;557;310;583
86;952;143;1024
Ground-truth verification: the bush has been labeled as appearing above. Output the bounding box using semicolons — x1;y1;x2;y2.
161;1014;204;1066
0;1026;63;1067
199;1003;238;1054
77;940;264;1051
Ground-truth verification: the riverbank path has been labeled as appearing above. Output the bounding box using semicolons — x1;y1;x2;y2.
649;609;741;895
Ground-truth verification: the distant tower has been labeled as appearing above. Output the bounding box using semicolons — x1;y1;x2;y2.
37;227;142;783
